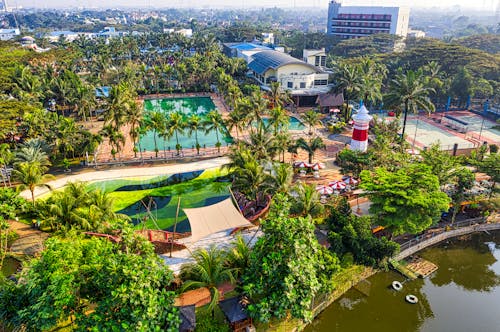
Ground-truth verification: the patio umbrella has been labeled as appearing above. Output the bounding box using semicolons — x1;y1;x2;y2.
316;185;333;195
329;180;346;190
293;161;308;168
344;177;359;185
330;108;341;113
310;162;326;171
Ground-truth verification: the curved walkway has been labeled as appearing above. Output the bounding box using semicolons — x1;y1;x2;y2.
20;157;229;200
394;216;500;261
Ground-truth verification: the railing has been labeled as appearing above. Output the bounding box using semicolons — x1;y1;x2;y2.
394;216;500;260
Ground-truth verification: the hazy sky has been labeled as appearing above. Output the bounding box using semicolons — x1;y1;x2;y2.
10;0;499;10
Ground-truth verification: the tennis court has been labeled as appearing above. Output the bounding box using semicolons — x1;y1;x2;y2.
443;111;500;144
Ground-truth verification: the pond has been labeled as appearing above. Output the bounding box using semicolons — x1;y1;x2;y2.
1;257;21;277
88;167;230;232
140;97;233;152
306;231;500;332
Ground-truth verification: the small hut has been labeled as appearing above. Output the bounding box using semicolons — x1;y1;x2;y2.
316;93;344;113
218;297;253;332
178;305;196;332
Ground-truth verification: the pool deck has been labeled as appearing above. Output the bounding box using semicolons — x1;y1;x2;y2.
20;157;229;200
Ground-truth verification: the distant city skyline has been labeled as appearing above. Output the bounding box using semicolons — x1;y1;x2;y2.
8;0;499;10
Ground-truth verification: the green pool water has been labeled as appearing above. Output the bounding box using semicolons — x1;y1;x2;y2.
89;167;231;232
140;97;233;152
255;116;305;131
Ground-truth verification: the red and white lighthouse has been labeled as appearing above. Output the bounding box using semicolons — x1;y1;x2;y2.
350;105;372;152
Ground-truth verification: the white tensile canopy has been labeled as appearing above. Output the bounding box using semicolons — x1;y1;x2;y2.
183;198;255;243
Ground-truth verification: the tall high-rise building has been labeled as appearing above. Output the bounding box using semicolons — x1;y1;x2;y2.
0;0;8;12
327;1;409;39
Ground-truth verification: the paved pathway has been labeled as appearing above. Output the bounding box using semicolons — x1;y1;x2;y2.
8;220;50;256
20;157;229;200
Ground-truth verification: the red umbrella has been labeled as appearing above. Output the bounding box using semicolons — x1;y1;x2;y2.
293;161;308;168
344;177;359;185
316;185;333;195
329;180;346;190
310;162;325;171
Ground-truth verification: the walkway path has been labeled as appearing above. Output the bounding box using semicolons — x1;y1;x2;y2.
20;157;229;200
394;215;500;261
8;220;50;256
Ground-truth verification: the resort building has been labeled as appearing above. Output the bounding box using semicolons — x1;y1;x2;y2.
47;31;82;43
303;48;327;69
248;50;332;106
223;42;272;63
327;1;410;39
0;28;19;41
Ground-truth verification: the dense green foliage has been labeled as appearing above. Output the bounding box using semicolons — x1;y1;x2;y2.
360;164;450;236
327;197;399;266
0;233;179;331
243;194;339;323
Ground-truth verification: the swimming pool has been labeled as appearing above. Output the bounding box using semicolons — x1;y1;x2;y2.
140;97;233;152
256;116;305;131
88;167;231;232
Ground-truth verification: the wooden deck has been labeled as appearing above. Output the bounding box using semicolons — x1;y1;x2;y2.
406;257;438;278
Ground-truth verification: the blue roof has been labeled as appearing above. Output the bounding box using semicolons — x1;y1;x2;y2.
95;86;110;98
228;43;271;51
249;50;319;75
49;31;77;37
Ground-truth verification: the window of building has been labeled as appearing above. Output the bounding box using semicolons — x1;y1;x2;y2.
314;79;328;86
300;82;306;89
315;56;320;66
320;56;326;67
287;82;293;89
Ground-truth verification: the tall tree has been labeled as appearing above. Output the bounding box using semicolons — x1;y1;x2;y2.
296;136;325;164
12;162;54;205
168;111;185;155
360;164;450;236
187;114;204;155
385;69;435;142
301;109;321;135
204;110;224;153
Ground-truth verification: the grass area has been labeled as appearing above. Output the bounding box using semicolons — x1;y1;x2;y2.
195;306;231;332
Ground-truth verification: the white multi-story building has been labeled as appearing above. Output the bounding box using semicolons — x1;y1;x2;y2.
327;1;409;39
0;28;20;41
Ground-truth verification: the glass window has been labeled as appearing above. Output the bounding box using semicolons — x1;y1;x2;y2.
287;82;293;89
300;82;306;89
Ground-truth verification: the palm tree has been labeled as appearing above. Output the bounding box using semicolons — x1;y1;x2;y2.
248;91;269;131
301;109;322;135
233;159;273;200
204;110;224;153
180;246;235;316
268;106;289;135
331;62;361;122
385;69;435;143
296;136;326;164
226;235;251;278
126;102;143;158
291;182;324;218
12;162;55;206
168;112;185;155
268;82;292;108
271;163;294;193
225;108;245;140
275;132;292;163
15;141;51;173
100;125;125;160
358;58;386;109
187;114;204;155
147;111;165;158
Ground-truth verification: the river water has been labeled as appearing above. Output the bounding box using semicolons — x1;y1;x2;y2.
306;231;500;332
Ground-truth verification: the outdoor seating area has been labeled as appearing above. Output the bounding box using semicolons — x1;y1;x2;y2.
314;175;360;202
218;297;254;332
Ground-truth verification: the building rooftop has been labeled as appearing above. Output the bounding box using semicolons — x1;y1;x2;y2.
224;42;271;51
249;50;319;75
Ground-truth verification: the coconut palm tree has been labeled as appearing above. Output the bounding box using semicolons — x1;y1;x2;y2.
147;111;165;158
204;110;224;153
271;163;294;194
275;132;292;163
291;182;324;218
268;81;292;108
225;108;245;140
331;62;361;122
126;102;144;158
248;91;269;131
15;142;51;173
385;69;435;143
268;106;289;135
233;159;274;201
226;235;251;278
296;136;325;164
168;112;186;155
12;162;54;206
187;114;204;155
100;125;125;160
301;109;322;135
180;246;235;316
